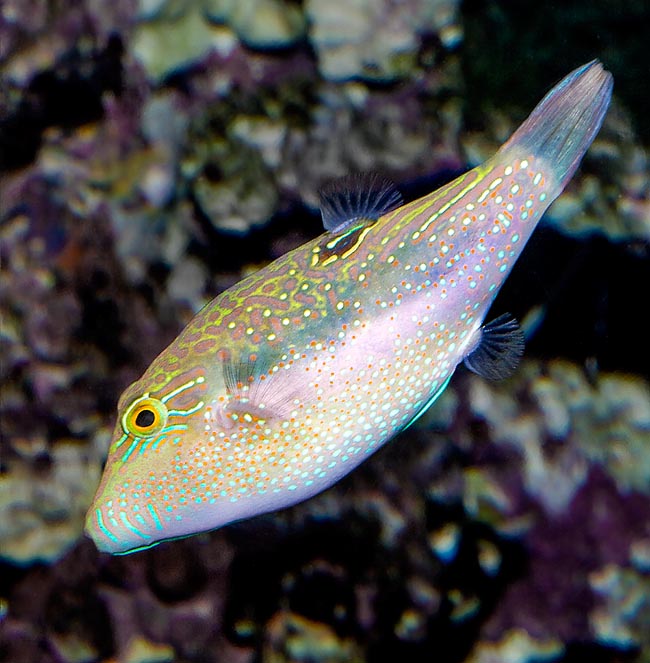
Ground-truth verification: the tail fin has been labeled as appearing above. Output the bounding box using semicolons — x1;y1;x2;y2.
499;60;613;191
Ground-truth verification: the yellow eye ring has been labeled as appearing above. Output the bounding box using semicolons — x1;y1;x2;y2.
122;395;168;437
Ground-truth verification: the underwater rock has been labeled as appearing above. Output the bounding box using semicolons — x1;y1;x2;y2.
590;563;650;653
0;0;49;62
119;636;175;663
166;257;210;310
281;79;463;215
473;462;650;648
263;610;364;663
135;0;173;21
133;0;305;82
189;137;280;234
1;1;129;88
0;441;101;564
92;537;235;660
465;628;562;663
205;0;306;49
468;360;650;508
193;164;279;234
109;205;194;286
25;291;82;362
139;92;190;207
133;6;236;81
48;630;99;663
305;0;461;82
230;116;288;169
305;0;416;82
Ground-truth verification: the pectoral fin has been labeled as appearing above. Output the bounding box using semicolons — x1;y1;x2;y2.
216;353;299;427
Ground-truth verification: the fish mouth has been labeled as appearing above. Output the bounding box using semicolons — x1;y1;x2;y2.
84;501;158;554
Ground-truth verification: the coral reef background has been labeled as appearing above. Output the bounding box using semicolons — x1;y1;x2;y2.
1;1;649;662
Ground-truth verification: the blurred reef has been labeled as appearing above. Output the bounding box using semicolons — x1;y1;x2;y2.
1;1;649;662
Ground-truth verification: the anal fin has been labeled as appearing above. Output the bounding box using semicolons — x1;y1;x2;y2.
463;314;525;380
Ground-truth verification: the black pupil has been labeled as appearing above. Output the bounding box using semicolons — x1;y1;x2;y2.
135;409;156;428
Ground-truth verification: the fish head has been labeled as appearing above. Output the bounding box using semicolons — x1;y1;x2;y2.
85;340;310;554
84;360;216;552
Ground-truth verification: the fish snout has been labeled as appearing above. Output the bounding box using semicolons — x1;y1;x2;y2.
84;498;159;554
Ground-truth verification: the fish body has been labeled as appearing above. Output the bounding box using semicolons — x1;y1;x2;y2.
86;62;612;554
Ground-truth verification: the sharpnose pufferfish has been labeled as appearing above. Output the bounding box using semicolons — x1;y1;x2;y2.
86;61;613;554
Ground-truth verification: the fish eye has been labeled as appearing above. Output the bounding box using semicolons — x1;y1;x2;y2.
122;395;168;437
135;409;155;427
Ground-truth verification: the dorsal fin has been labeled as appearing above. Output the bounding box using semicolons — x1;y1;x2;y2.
463;314;525;380
319;172;403;233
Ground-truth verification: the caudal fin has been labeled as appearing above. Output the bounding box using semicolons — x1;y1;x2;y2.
499;60;613;191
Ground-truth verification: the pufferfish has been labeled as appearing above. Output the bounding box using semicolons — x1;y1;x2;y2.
86;61;612;554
